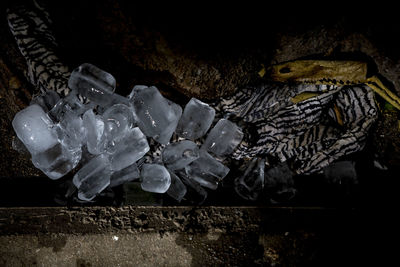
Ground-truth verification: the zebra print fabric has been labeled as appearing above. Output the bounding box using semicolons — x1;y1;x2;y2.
6;1;379;175
215;83;378;174
7;0;70;96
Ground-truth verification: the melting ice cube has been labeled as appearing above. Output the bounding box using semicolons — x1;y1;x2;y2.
162;140;200;171
140;164;171;193
129;85;182;144
175;98;215;140
185;150;229;190
73;154;112;201
202;119;243;157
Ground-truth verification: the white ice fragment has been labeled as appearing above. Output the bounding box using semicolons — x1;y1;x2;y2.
175;98;215;140
140;164;171;193
202;119;243;157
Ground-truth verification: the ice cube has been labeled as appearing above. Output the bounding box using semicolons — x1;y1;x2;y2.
103;103;135;142
178;170;208;204
30;90;60;113
110;163;140;187
83;109;107;155
162;140;200;171
32;142;81;180
264;162;296;203
49;92;93;122
234;158;265;201
108;127;149;171
12;104;59;155
55;105;86;150
129;85;182;144
140;164;171;193
175;98;215;140
73;154;112;201
166;171;187;202
68;63;116;106
12;136;29;155
185;150;230;190
202;119;243;157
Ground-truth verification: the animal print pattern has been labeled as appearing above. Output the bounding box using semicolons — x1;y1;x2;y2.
214;83;378;174
7;0;70;96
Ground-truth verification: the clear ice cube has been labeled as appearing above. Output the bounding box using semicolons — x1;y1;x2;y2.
103;103;135;143
185;150;230;190
110;163;140;187
68;63;116;107
129;85;182;144
162;140;200;171
178;170;208;204
234;158;265;201
73;154;112;201
175;98;215;140
108;127;149;171
49;92;93;122
83;109;107;155
202;119;243;157
12;104;59;155
30;90;60;113
55;105;86;150
32;142;81;180
166;171;187;202
140;164;171;193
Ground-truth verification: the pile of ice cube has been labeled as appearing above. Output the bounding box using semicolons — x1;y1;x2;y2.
12;63;244;203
